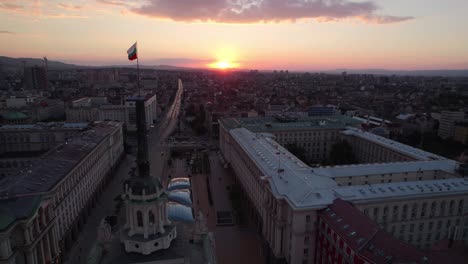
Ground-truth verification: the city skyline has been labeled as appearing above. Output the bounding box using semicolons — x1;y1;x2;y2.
1;0;468;70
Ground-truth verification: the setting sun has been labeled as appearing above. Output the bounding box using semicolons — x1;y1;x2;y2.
209;60;239;69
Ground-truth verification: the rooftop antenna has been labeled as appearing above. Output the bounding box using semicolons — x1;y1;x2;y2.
43;56;48;71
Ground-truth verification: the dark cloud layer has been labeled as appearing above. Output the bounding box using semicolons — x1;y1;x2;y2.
125;0;413;24
0;30;15;34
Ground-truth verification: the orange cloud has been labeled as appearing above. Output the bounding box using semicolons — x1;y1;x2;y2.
128;0;414;24
57;3;82;10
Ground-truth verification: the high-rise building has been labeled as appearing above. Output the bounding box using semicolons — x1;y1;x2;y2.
125;94;157;131
438;110;465;139
23;66;48;90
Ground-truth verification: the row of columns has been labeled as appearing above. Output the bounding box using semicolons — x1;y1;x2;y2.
24;227;59;264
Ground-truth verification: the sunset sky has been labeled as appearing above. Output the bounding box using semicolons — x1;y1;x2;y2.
1;0;468;70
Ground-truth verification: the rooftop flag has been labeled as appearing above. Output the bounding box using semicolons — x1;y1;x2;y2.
127;42;137;61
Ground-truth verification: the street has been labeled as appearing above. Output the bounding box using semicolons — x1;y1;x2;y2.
191;152;266;264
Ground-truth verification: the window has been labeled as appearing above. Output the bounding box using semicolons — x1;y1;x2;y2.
137;211;143;227
402;204;408;220
440;201;446;216
421;203;427;217
306;215;311;223
373;208;379;218
411;203;418;219
430;202;437;217
304;236;310;245
303;248;309;257
449;200;455;215
149;211;155;224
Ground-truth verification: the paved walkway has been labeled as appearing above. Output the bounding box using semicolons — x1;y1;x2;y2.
191;152;265;264
64;155;132;264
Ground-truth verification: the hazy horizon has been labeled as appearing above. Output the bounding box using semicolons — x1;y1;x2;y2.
1;0;468;71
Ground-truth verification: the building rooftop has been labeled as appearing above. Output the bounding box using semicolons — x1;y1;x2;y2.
313;160;457;178
320;199;431;264
335;178;468;203
1;111;29;120
0;122;121;198
0;122;89;131
342;127;448;161
220;115;361;132
229;128;463;209
0;195;41;231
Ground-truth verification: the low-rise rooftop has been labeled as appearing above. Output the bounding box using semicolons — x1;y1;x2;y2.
342;127;448;161
0;122;121;198
220;115;361;132
0;122;89;131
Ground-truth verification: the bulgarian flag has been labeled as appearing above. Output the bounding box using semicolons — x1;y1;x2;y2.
127;42;137;61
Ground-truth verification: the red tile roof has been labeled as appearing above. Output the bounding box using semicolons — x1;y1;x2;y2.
320;199;434;264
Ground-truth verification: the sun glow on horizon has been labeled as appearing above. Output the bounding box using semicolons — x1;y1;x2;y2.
208;60;239;69
208;48;241;69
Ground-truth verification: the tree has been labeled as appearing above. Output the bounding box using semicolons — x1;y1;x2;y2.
328;140;357;165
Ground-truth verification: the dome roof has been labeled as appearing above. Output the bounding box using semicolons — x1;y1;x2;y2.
168;189;192;206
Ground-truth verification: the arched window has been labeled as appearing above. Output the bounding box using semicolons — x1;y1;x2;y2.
137;211;143;227
149;211;155;225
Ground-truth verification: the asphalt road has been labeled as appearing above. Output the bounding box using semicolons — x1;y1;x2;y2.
148;80;184;184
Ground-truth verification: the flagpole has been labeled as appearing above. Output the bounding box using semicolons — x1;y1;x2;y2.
136;42;141;97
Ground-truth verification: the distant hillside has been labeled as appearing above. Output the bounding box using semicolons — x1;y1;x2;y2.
0;56;81;70
2;56;467;77
0;56;198;72
330;68;468;77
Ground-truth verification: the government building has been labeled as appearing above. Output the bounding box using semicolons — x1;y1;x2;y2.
0;121;124;264
219;115;468;264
